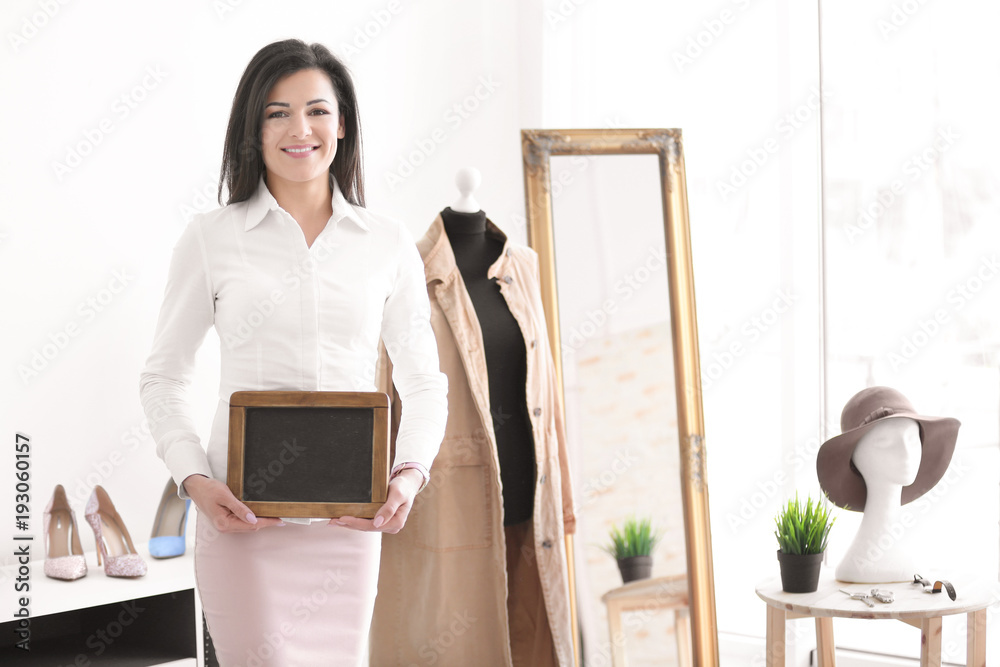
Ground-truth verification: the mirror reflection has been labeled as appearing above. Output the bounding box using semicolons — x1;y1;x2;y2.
549;154;689;662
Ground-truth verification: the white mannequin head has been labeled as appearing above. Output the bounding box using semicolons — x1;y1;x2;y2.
451;167;482;213
837;416;924;582
851;417;921;488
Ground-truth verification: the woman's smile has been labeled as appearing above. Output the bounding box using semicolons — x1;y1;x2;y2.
281;144;320;158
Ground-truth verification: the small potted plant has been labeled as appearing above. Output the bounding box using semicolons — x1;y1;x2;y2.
602;516;661;584
774;494;836;593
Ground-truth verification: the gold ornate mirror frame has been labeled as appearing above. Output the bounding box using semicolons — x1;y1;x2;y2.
521;128;719;665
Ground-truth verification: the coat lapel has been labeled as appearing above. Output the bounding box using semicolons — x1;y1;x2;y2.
419;215;497;443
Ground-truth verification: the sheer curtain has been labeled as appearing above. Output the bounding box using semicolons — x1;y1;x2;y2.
819;0;1000;661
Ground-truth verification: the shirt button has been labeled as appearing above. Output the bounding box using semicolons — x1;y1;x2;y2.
503;275;513;284
506;248;512;257
530;339;537;348
533;407;542;417
542;540;553;549
539;474;547;484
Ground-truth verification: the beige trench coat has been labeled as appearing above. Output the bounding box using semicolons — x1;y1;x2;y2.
371;214;576;666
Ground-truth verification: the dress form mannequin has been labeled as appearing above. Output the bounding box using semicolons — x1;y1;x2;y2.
836;417;922;582
440;168;536;525
371;166;575;665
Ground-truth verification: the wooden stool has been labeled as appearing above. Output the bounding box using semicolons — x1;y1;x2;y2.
755;572;1000;666
601;574;692;666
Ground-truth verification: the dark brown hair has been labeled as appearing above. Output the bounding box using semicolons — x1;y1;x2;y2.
218;39;365;207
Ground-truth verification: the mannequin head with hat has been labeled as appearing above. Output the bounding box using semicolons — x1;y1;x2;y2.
816;387;959;583
851;417;922;489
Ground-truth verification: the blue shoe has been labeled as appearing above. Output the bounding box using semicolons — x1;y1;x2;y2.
148;478;191;559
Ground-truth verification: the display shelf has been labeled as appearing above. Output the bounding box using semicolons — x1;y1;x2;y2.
0;588;197;666
8;541;196;619
2;541;205;665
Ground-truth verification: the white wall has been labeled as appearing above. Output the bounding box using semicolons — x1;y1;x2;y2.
2;1;996;665
0;0;532;567
0;0;821;660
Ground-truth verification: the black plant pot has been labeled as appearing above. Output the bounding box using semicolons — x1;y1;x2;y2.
617;555;653;583
776;550;824;593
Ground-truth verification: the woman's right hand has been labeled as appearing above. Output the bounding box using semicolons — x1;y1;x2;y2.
181;474;285;533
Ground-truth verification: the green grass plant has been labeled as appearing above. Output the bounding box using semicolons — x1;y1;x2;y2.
774;494;835;555
602;516;661;559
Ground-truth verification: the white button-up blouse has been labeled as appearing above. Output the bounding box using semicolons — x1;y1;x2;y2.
139;174;448;498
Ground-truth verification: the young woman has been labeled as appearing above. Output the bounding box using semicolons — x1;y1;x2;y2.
139;39;447;665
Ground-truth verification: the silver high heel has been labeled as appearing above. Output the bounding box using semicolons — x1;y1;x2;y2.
43;485;87;581
84;485;147;578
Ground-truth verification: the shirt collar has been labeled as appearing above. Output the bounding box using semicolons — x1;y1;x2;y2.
243;173;369;232
420;212;511;284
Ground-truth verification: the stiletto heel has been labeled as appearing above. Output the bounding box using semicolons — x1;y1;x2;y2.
43;485;87;581
85;485;147;578
149;478;191;559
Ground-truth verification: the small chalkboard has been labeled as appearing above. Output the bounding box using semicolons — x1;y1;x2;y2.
227;391;390;518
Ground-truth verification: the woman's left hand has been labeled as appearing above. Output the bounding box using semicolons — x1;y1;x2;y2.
331;468;424;533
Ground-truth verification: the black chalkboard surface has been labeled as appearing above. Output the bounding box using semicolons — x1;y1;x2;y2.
227;391;390;518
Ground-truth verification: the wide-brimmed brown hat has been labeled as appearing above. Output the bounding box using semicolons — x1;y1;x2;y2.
816;386;960;511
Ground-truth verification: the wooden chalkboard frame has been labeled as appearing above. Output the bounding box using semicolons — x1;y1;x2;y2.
227;391;390;518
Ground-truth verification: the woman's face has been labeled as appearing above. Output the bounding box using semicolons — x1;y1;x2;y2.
260;68;345;187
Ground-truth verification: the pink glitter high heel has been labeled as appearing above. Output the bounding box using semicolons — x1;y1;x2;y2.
85;486;147;578
43;485;87;581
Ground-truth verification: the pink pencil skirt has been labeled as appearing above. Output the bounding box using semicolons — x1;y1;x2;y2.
195;514;382;667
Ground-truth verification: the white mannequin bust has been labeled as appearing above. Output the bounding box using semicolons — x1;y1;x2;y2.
836;417;922;582
451;167;482;213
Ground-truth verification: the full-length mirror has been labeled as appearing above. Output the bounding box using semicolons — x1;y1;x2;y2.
521;129;719;664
